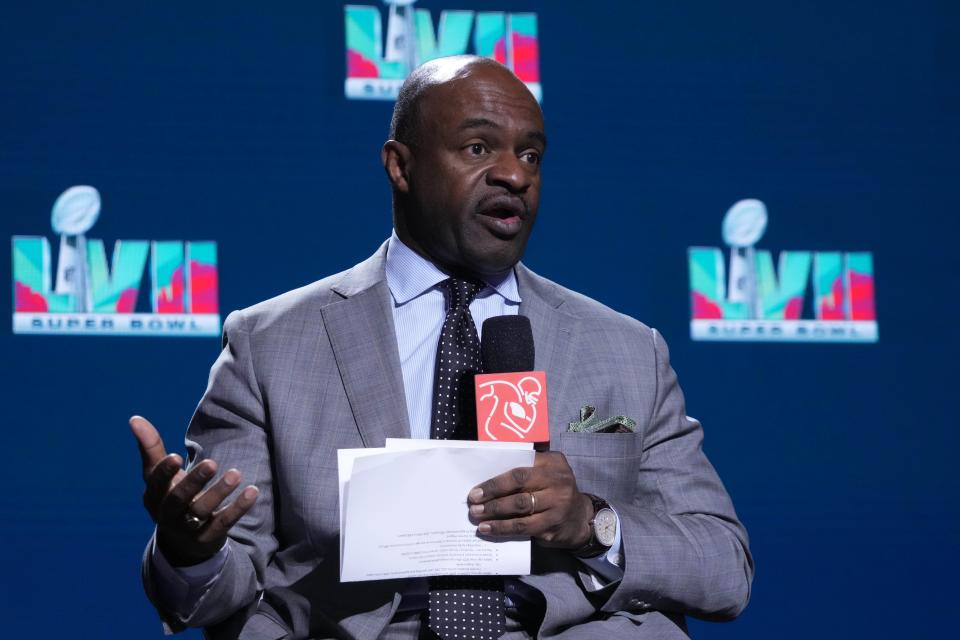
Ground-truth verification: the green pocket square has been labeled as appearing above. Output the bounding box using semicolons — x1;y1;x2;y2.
567;405;637;434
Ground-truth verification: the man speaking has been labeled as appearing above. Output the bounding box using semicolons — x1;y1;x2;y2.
132;55;753;639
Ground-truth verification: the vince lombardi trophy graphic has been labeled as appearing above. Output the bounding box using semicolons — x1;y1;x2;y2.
51;185;101;313
722;199;768;320
384;0;418;76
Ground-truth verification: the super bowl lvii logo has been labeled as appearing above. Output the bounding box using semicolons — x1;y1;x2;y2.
688;199;878;343
345;0;541;101
11;186;220;337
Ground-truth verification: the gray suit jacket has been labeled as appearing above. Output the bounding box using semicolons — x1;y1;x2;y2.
142;242;753;640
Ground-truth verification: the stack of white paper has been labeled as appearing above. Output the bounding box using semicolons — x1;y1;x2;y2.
338;439;534;582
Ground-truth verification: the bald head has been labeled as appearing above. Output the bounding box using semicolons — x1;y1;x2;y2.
389;55;538;148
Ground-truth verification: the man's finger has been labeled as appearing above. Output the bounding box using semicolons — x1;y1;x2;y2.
477;514;542;538
469;466;538;504
190;468;241;519
198;486;259;544
143;453;183;517
469;490;540;522
158;460;217;522
130;416;167;478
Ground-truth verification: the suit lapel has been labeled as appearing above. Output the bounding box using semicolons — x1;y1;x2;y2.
516;264;582;442
322;244;411;448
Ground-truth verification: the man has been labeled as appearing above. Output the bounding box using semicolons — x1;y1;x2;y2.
133;55;752;639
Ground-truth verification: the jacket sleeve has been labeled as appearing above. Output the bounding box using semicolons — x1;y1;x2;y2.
597;328;754;621
141;309;278;630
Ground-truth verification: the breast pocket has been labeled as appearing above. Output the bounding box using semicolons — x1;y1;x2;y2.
557;431;643;503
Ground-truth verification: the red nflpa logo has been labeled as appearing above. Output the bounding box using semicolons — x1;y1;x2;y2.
475;371;549;442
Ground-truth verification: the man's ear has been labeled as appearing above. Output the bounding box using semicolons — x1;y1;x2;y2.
382;140;412;193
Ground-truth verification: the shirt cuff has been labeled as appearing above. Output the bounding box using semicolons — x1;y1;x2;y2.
578;508;624;589
150;536;229;618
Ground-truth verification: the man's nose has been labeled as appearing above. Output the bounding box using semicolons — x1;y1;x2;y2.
486;153;530;193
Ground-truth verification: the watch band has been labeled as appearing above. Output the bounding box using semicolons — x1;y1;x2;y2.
573;494;614;559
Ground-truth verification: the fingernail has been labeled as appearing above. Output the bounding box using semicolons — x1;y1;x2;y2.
468;488;483;502
243;486;258;500
478;523;491;534
469;504;484;517
224;471;239;486
198;465;213;478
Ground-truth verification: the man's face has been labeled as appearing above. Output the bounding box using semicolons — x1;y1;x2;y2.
394;65;546;277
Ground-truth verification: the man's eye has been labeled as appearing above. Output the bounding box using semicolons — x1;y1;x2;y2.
468;143;487;155
522;151;541;165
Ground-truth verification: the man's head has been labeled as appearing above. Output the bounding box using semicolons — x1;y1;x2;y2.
382;55;546;277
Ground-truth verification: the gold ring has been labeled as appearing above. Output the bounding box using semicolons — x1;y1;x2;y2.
529;492;537;514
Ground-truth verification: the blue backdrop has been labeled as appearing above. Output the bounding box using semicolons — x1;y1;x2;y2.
2;1;957;637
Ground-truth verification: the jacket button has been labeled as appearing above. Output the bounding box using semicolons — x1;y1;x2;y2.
628;597;649;610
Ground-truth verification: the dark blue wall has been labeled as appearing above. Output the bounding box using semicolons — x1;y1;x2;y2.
2;1;957;637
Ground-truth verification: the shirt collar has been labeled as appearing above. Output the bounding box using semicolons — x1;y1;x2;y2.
385;231;521;306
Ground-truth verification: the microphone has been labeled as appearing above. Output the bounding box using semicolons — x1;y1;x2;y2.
475;316;550;443
481;315;535;373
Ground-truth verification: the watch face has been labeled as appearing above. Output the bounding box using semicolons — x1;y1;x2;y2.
594;508;617;546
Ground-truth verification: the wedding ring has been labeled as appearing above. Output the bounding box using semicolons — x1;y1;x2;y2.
183;512;206;531
528;492;537;515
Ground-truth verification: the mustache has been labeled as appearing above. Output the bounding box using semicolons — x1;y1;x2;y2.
475;194;529;219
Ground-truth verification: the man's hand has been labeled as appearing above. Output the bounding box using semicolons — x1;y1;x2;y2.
130;415;259;567
467;451;593;550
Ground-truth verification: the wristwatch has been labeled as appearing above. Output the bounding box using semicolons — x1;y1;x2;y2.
573;494;617;558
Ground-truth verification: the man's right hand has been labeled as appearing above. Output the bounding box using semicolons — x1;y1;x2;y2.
130;415;259;567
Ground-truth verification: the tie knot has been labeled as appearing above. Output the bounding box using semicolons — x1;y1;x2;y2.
443;277;483;312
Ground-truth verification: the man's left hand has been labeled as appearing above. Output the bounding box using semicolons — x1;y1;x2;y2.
468;451;594;549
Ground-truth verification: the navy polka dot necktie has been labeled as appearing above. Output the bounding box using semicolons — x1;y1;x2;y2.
430;277;484;441
428;277;506;640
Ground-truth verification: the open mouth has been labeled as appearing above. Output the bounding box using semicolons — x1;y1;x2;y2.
477;196;527;237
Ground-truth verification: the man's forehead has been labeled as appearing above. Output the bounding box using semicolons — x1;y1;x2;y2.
423;67;543;130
